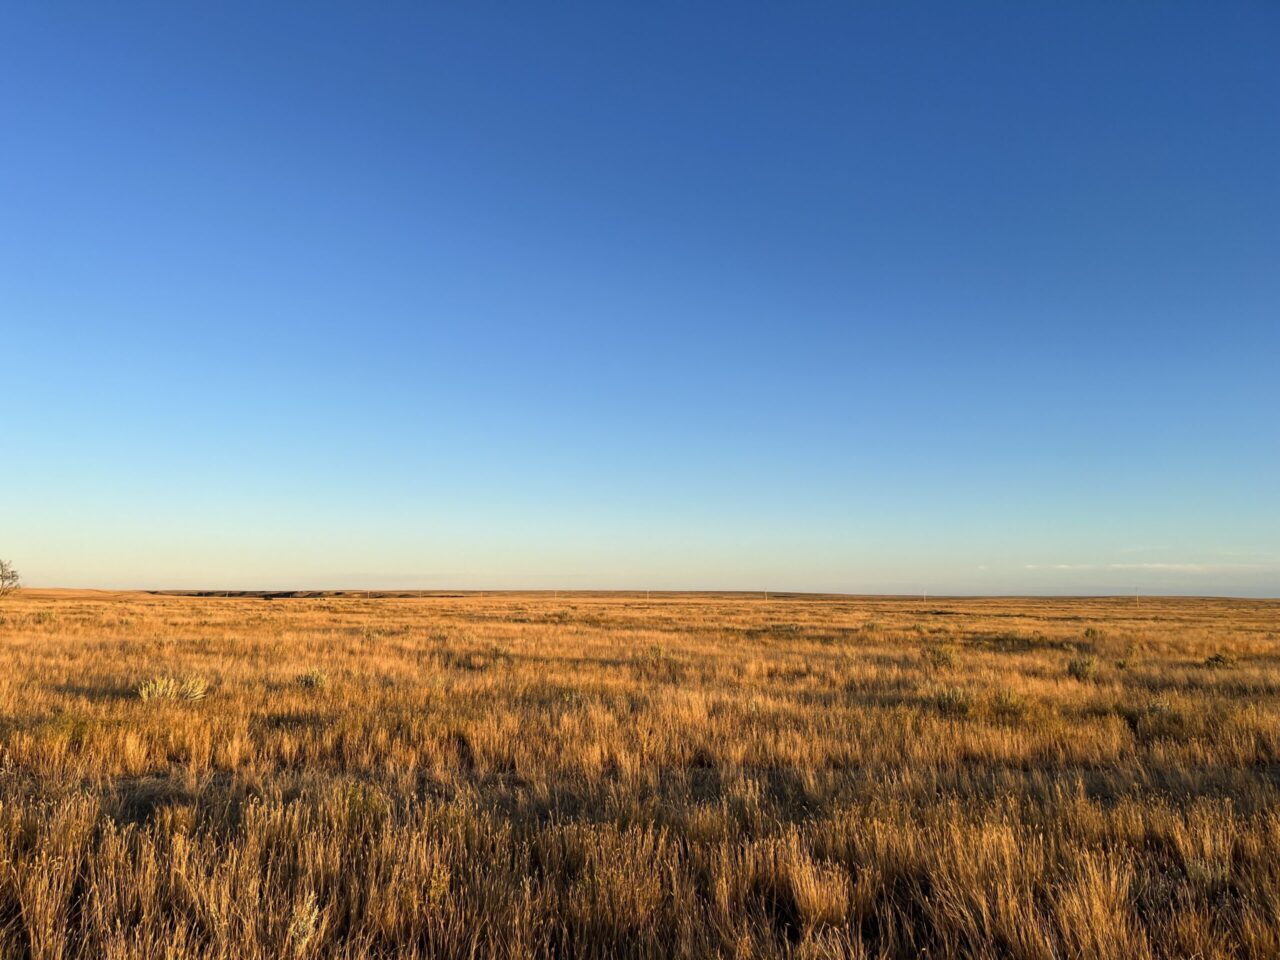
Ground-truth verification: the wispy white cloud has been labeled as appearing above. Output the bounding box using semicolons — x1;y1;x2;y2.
1109;562;1270;573
1025;561;1275;575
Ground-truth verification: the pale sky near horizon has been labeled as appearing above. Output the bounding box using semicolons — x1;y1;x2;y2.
2;3;1277;596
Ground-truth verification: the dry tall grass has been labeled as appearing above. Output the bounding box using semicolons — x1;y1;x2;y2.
0;590;1277;958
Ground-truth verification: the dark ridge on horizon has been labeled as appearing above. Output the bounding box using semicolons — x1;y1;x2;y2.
140;589;1279;602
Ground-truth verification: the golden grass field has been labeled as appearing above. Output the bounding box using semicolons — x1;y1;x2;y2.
0;589;1278;959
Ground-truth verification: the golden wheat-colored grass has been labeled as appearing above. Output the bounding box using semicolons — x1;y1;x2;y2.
0;589;1277;958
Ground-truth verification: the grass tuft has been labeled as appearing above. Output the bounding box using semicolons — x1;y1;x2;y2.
137;675;208;702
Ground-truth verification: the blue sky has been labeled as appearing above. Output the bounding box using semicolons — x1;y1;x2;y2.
2;2;1277;595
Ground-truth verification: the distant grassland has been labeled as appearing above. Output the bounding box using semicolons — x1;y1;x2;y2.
0;590;1277;959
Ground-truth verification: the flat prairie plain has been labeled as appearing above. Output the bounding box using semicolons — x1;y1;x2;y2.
0;590;1277;959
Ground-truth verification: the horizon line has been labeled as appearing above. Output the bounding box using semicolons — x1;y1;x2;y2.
13;587;1279;602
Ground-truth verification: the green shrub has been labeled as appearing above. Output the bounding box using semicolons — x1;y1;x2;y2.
921;645;956;671
934;686;973;717
990;688;1028;721
1066;655;1098;681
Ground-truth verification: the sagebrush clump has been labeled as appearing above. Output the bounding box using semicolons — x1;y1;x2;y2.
1066;654;1098;681
137;674;208;701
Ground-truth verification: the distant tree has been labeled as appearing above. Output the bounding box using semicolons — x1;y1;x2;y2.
0;560;19;598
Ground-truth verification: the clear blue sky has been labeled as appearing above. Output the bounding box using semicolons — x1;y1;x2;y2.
2;2;1277;595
